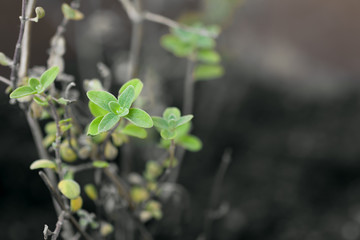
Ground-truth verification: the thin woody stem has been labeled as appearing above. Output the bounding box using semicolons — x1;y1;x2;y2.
10;0;28;88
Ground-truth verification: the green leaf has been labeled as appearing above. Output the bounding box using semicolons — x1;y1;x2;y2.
160;129;176;140
10;86;37;98
163;107;181;121
92;161;109;168
177;135;202;152
122;124;147;139
35;7;45;20
84;184;98;200
196;35;215;48
119;79;143;101
152;117;169;130
58;179;81;199
161;34;194;57
0;52;10;66
108;101;129;116
70;196;83;212
175;122;191;136
197;49;221;64
89;101;109;117
33;96;48;106
87;116;104;135
45;122;57;134
118;85;135;109
176;115;193;127
125;108;153;128
87;90;117;112
61;3;84;20
30;159;56;170
28;78;41;91
194;64;224;80
99;113;120;133
39;66;60;93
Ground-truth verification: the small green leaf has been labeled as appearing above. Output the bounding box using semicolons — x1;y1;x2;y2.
122;124;147;139
109;101;129;116
28;78;41;91
161;34;194;57
87;116;104;135
84;184;98;200
92;161;109;168
0;52;10;66
39;66;60;93
152;117;169;130
35;7;45;20
118;85;135;109
33;96;48;106
175;122;191;136
99;112;120;133
58;179;81;199
194;64;224;80
61;3;84;20
30;159;56;170
89;101;109;117
10;86;37;98
125;108;153;128
53;97;70;105
176;115;193;127
87;90;117;112
177;135;202;152
160;129;176;140
163;107;181;121
118;79;143;101
197;49;221;64
45;122;57;134
71;196;83;212
196;35;215;48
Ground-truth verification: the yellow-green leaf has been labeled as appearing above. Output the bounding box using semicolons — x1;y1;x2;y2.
61;3;84;20
70;196;83;212
30;159;56;170
84;184;98;201
58;179;81;199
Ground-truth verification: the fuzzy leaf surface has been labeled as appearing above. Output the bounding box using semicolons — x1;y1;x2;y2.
125;108;153;128
87;90;117;112
87;116;104;135
58;179;81;199
39;66;59;92
10;86;37;98
118;79;143;101
122;124;147;139
99;113;120;133
118;85;135;109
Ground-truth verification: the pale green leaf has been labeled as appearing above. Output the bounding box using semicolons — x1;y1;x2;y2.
118;85;135;109
58;179;81;199
87;90;117;112
108;101;129;116
125;108;153;128
152;117;168;130
39;66;60;93
119;79;143;101
87;116;104;135
28;78;41;91
197;49;221;64
160;129;176;140
194;64;224;80
89;101;109;117
99;112;120;133
92;161;109;168
163;107;181;120
30;159;56;170
9;86;37;98
176;115;193;127
178;135;202;152
122;124;147;139
61;3;84;20
84;184;98;200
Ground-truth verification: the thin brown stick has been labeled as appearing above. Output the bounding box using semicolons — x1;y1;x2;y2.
10;0;28;88
39;171;94;240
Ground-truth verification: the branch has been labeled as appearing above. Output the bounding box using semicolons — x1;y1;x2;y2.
39;171;94;240
0;76;11;86
10;0;28;88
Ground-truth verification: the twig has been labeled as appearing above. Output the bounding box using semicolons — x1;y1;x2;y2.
0;76;11;86
18;0;37;80
143;12;217;38
201;149;232;240
10;0;28;88
51;210;66;240
47;99;64;179
39;171;94;240
182;56;196;115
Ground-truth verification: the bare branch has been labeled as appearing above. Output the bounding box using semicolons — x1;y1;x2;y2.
0;76;11;86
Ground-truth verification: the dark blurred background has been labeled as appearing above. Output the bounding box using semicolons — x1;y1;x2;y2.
1;0;360;239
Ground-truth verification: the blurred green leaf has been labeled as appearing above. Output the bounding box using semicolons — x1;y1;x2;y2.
122;124;147;139
194;64;224;80
176;115;193;127
84;184;98;201
61;3;84;20
160;129;176;140
152;117;169;130
30;159;56;170
197;49;220;63
92;161;109;168
178;135;202;152
163;107;181;121
87;116;104;135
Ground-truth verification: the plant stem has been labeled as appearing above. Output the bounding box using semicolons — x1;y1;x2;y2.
183;57;196;115
48;99;64;179
10;0;28;88
51;210;66;240
0;76;11;86
39;171;94;240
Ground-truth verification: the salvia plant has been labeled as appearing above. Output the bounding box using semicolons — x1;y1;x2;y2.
1;1;226;239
